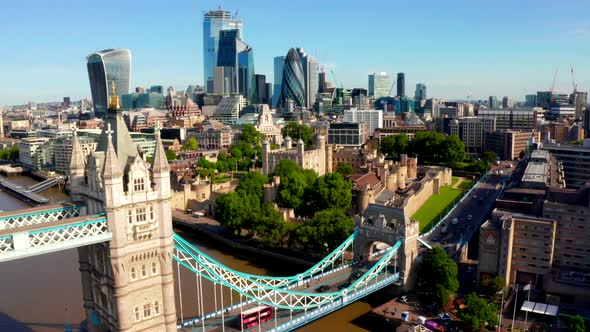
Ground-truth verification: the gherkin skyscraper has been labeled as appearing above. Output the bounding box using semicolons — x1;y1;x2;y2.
279;48;305;109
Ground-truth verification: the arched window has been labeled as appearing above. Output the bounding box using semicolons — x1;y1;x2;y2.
143;303;151;318
134;307;141;321
154;301;160;315
141;264;147;278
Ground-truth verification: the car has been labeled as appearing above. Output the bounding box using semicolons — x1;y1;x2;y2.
467;214;473;221
399;295;408;303
353;271;363;278
507;163;513;168
451;217;459;225
441;225;448;234
494;161;501;166
473;195;478;199
338;281;351;290
431;236;440;242
316;285;331;293
193;211;205;217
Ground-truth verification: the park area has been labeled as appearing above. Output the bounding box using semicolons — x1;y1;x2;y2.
412;177;473;233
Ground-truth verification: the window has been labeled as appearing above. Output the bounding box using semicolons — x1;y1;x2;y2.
141;264;147;277
151;261;158;274
130;267;137;280
154;301;160;315
149;206;154;220
143;304;151;318
134;178;145;192
128;210;133;224
136;207;146;223
134;307;141;321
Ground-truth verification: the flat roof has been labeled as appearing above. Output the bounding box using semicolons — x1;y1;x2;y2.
521;301;559;316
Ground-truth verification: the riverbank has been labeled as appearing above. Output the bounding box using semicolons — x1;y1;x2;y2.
173;212;316;268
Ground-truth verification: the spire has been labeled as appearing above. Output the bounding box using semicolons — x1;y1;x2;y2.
108;80;120;110
69;127;85;172
103;123;123;180
151;121;170;174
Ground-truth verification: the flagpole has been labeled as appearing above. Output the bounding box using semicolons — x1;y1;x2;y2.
523;282;532;331
498;288;505;332
511;284;519;331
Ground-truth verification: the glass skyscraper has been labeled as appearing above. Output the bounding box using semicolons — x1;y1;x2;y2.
86;49;131;118
272;56;285;108
279;48;305;109
296;48;319;109
368;72;390;98
203;10;242;92
216;29;255;102
397;72;405;97
415;83;427;101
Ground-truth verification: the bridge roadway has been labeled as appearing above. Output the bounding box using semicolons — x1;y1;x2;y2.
179;260;397;332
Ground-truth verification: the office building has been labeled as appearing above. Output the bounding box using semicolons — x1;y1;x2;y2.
571;91;588;120
278;48;305;109
272;56;285;108
368;72;390;98
343;109;383;136
396;73;405;97
536;91;552;109
502;96;510;109
328;122;368;147
484;130;536;160
54;135;97;175
541;140;590;188
477;109;538;131
525;95;537;108
203;9;242;92
448;117;496;155
211;95;245;124
63;97;71;108
296;48;319;109
149;85;163;94
488;96;499;109
18;137;51;170
584;108;590;138
86;49;131;118
414;83;426;101
216;29;255;101
479;150;590;305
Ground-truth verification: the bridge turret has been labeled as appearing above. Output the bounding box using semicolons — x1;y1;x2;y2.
102;123;124;207
151;122;171;199
69;128;86;194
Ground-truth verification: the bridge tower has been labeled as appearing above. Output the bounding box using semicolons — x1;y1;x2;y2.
69;84;177;331
354;205;419;290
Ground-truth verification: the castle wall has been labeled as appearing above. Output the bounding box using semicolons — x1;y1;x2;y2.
400;167;453;218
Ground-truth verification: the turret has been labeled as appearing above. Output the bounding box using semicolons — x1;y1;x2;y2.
284;136;292;149
151;122;171;199
102;123;124;208
297;138;305;167
69;128;86;193
262;140;270;175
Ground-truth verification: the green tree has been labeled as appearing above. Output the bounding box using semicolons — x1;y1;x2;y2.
214;191;260;236
276;172;308;212
482;151;498;164
519;150;526;159
183;137;199;150
441;134;466;163
480;276;505;297
240;124;264;146
418;246;459;306
165;149;177;161
272;160;302;178
381;134;409;158
459;293;498;331
410;131;446;163
236;171;269;203
281;122;313;148
294;208;354;251
254;204;288;246
335;162;353;176
568;314;586;332
8;146;18;161
309;173;352;214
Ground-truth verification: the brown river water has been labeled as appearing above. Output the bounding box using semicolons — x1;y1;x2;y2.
0;176;386;332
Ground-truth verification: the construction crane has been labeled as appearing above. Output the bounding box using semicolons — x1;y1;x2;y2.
329;69;344;105
571;65;578;94
388;80;397;97
550;68;558;104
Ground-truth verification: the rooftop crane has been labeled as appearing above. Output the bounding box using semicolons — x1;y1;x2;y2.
330;69;344;106
571;65;578;94
550;68;558;104
388;80;397;97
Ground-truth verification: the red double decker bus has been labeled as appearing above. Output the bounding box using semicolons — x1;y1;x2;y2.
240;305;274;329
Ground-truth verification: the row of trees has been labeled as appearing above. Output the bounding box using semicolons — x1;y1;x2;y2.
0;146;19;161
214;161;354;251
381;132;466;164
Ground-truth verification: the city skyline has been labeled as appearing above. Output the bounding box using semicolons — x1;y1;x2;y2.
2;0;590;105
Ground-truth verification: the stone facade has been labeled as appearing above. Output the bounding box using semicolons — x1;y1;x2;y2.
262;135;332;176
69;110;176;331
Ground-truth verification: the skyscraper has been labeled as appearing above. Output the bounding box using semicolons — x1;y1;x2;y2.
254;74;269;105
489;96;499;109
272;56;285;108
368;72;390;98
525;94;537;108
86;49;131;118
296;48;319;109
216;29;255;102
279;48;305;109
203;10;242;92
415;83;427;101
397;73;405;97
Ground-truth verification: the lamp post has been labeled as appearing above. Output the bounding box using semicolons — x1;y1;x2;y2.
523;282;532;331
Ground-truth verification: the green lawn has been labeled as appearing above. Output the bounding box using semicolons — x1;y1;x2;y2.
212;176;232;184
451;177;459;186
458;178;475;190
412;185;464;234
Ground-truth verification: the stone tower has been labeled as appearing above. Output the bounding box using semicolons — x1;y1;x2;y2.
69;84;177;331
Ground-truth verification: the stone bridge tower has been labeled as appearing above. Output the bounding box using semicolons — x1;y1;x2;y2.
353;204;419;290
69;85;177;331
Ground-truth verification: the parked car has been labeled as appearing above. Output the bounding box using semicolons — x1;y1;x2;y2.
467;214;473;221
193;211;205;217
494;161;501;166
399;295;408;303
451;217;459;225
441;224;448;234
316;285;331;293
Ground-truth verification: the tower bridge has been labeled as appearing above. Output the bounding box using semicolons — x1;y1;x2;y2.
0;88;417;331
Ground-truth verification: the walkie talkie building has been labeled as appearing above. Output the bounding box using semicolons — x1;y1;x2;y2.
86;49;131;118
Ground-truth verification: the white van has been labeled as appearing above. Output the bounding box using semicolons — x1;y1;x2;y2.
193;211;205;217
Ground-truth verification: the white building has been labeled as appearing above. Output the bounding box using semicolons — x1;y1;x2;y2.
18;137;51;170
368;72;390;98
344;108;383;136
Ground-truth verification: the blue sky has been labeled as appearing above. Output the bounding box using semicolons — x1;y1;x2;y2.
1;0;589;105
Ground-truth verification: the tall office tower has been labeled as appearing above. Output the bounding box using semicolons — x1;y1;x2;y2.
502;96;509;109
272;56;286;108
537;91;552;109
396;73;405;97
279;48;305;109
203;9;243;92
63;97;71;108
489;96;499;109
415;83;427;101
525;94;537;108
571;91;588;120
216;29;255;102
254;74;269;105
265;83;273;107
368;72;390;98
86;49;131;119
295;48;319;109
